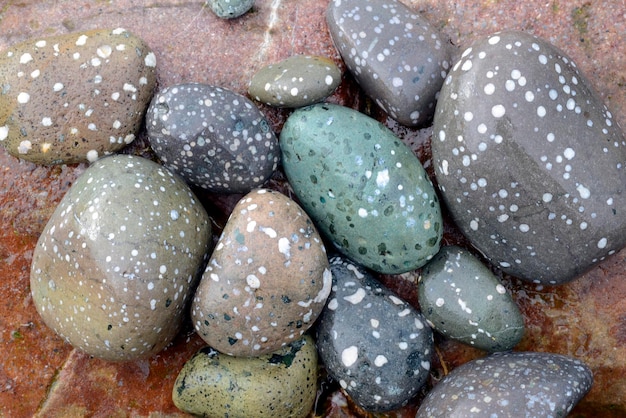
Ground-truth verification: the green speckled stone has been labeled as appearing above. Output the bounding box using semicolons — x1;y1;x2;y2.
173;335;317;418
280;103;442;274
418;246;524;352
248;55;341;108
207;0;254;19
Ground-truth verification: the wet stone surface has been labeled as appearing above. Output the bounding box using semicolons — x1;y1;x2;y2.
316;256;434;412
416;351;594;417
0;28;156;165
207;0;255;19
432;30;626;285
326;0;451;127
173;335;317;418
280;102;442;274
146;83;279;193
248;55;342;108
418;245;524;352
191;188;331;357
30;155;212;361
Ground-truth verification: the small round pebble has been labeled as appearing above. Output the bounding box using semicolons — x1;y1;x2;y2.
248;55;342;108
191;188;331;357
173;335;317;418
146;83;279;193
207;0;254;19
316;256;434;412
280;103;442;274
432;30;626;284
417;351;594;417
418;246;524;352
0;28;156;165
30;155;212;361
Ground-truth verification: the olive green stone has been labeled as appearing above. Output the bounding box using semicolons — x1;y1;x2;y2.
173;335;317;418
248;55;341;108
280;103;442;274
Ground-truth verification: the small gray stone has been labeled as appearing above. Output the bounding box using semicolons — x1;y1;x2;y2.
248;55;341;108
326;0;451;126
146;83;279;194
316;256;433;412
207;0;254;19
418;246;524;352
417;351;593;417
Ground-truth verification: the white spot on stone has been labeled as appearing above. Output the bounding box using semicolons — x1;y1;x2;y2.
246;274;261;289
341;346;359;367
577;184;590;199
278;237;291;257
376;169;390;188
0;126;8;141
374;355;388;367
597;237;607;249
491;104;506;118
76;34;88;46
17;92;30;104
343;288;366;305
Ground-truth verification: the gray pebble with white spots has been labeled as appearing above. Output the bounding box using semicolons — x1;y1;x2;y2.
191;188;331;357
416;351;593;418
316;256;433;412
0;28;156;165
326;0;451;127
248;55;341;108
432;30;626;284
173;336;317;418
418;245;524;352
146;83;279;193
280;103;442;274
30;155;212;361
207;0;254;19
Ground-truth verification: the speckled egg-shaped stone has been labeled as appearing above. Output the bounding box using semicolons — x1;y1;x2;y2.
146;83;279;194
326;0;451;126
0;28;156;165
418;246;524;352
30;155;211;361
280;103;442;274
191;188;331;357
432;30;626;285
416;351;593;417
248;55;341;108
316;256;434;412
207;0;254;19
173;336;317;417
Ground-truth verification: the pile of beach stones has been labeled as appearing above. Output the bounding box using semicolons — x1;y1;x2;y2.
5;0;623;415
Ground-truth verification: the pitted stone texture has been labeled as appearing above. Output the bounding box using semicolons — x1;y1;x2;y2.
432;30;626;284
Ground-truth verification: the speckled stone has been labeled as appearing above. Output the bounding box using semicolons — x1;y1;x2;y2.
280;103;442;274
248;55;341;108
416;351;593;417
0;28;156;165
207;0;254;19
191;188;331;357
316;256;434;412
173;335;317;417
146;83;279;194
432;30;626;285
418;246;524;352
326;0;451;127
30;155;211;361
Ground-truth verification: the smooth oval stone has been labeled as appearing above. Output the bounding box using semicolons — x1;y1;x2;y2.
207;0;254;19
30;155;212;361
191;188;331;357
248;55;341;108
317;256;434;412
326;0;451;127
432;30;626;284
0;28;156;165
418;246;524;352
280;103;442;274
173;335;317;417
146;83;279;194
416;351;593;417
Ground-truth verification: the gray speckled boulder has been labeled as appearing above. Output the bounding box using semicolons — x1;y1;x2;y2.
432;30;626;284
207;0;254;19
326;0;451;126
418;246;524;352
30;155;211;361
316;256;433;412
146;83;279;193
417;351;593;417
173;335;317;418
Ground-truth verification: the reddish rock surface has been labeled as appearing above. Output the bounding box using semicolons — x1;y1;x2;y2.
1;0;625;416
